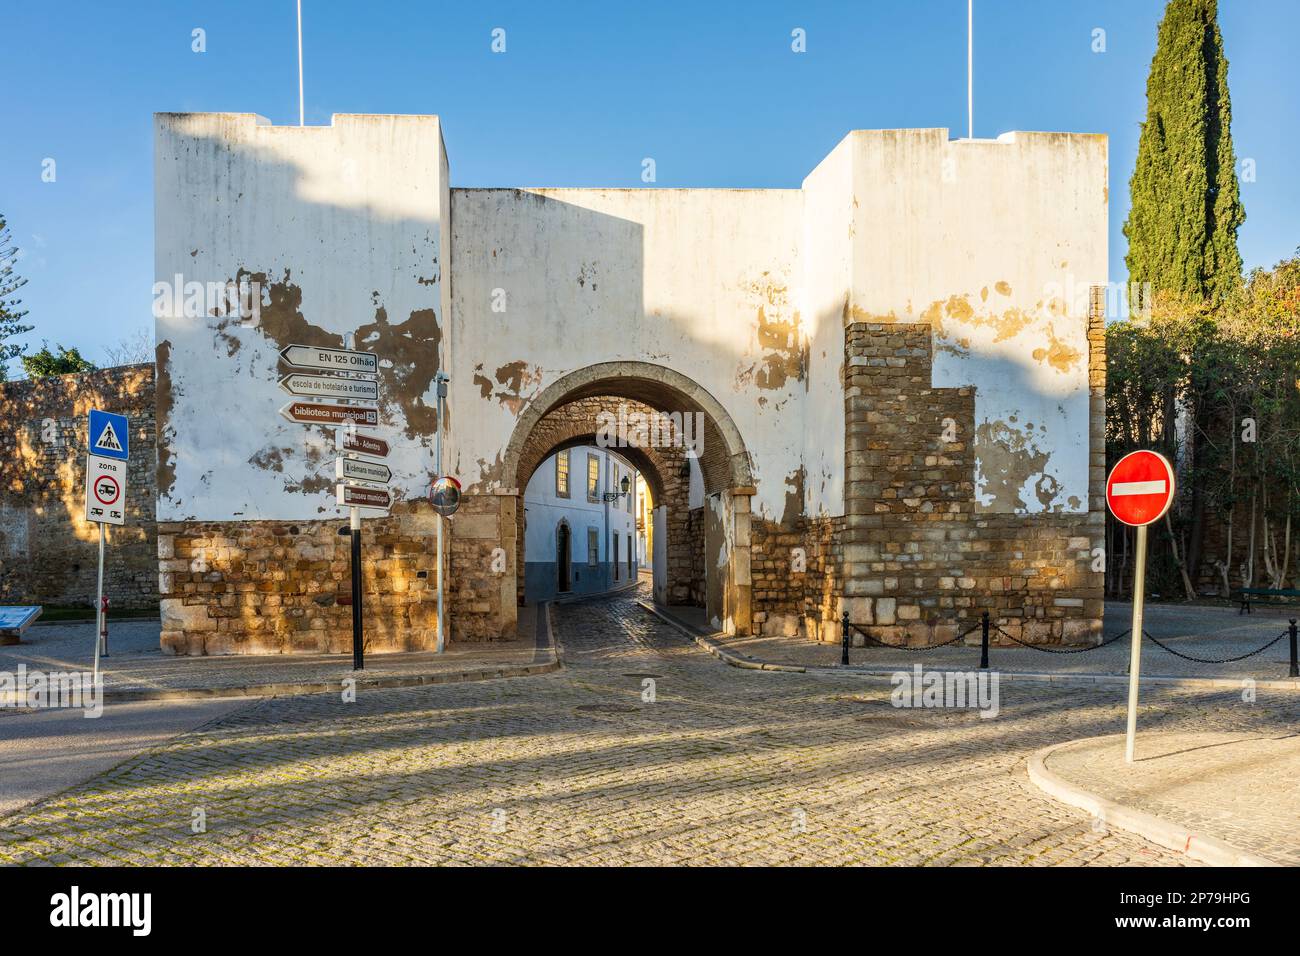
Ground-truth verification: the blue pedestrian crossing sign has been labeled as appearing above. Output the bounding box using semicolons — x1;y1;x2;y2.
88;409;129;461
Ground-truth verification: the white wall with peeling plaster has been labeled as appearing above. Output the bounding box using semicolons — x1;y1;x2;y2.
154;113;449;521
155;116;1104;528
447;187;806;522
841;129;1107;515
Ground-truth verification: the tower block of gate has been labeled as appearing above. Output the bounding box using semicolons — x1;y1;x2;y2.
154;114;1106;654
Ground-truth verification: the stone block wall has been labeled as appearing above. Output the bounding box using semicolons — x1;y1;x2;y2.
0;365;158;610
448;492;517;641
158;504;446;654
683;506;706;605
158;493;521;654
837;315;1104;646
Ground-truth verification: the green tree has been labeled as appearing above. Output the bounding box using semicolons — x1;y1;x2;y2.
1124;0;1244;307
0;214;34;381
20;343;96;378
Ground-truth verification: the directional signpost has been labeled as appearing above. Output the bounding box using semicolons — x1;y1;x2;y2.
1106;450;1177;763
279;401;379;428
85;409;130;679
280;372;379;402
336;456;392;485
279;344;379;374
279;341;382;669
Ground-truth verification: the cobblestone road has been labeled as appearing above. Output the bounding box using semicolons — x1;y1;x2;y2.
2;588;1293;865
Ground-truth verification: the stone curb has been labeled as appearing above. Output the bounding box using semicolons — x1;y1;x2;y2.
636;602;1300;690
1027;736;1282;867
636;601;807;673
806;666;1300;691
0;656;561;705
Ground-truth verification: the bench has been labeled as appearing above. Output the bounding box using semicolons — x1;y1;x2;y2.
0;606;43;645
1237;587;1300;615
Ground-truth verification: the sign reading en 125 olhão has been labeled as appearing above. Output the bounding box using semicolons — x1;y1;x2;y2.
85;455;127;525
279;344;378;375
88;409;130;462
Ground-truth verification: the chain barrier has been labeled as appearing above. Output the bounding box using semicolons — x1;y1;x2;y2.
1141;628;1290;665
840;604;1298;676
991;624;1130;654
846;619;981;651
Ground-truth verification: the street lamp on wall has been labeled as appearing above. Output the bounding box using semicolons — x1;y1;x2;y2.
602;475;631;502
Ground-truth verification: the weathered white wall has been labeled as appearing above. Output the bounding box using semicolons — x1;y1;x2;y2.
156;116;1103;528
154;113;449;521
842;129;1106;514
800;137;855;517
447;187;805;523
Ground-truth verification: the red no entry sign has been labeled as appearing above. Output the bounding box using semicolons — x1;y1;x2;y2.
1106;450;1175;527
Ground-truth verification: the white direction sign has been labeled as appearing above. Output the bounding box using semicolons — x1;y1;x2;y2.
280;344;378;375
85;455;127;526
336;456;392;485
280;373;379;402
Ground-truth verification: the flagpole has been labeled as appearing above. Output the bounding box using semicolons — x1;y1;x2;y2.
967;0;973;139
297;0;305;126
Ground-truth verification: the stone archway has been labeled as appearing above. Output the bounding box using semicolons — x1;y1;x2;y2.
503;362;755;635
514;396;690;608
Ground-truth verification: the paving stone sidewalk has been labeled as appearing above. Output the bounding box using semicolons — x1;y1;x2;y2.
691;602;1299;683
1040;731;1300;866
0;606;552;699
1;585;1296;866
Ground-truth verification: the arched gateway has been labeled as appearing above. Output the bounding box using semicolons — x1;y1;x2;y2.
153;113;1108;655
500;362;756;635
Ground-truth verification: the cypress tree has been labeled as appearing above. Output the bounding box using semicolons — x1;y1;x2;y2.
1124;0;1244;306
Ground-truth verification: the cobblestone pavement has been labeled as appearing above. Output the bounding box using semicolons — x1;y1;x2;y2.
1;586;1293;865
722;601;1300;682
1;611;547;695
1043;731;1300;865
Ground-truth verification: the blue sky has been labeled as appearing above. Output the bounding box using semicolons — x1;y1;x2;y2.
4;0;1298;373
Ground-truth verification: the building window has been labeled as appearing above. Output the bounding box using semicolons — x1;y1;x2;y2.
555;450;570;498
627;474;635;512
587;453;600;501
587;527;599;566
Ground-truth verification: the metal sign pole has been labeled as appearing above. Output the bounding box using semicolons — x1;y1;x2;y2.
434;374;447;653
1124;524;1147;763
351;504;363;669
93;522;105;683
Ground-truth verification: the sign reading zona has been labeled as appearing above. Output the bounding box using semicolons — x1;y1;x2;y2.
279;401;379;428
85;455;127;526
1106;450;1176;527
280;344;378;375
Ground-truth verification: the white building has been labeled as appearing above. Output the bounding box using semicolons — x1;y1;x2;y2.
523;446;639;602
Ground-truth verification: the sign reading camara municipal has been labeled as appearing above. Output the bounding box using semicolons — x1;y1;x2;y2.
85;455;127;526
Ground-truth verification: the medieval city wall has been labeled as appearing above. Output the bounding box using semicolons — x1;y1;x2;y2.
0;365;158;611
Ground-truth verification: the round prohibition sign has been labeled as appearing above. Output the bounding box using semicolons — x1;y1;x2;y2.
93;474;121;506
1106;450;1175;527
